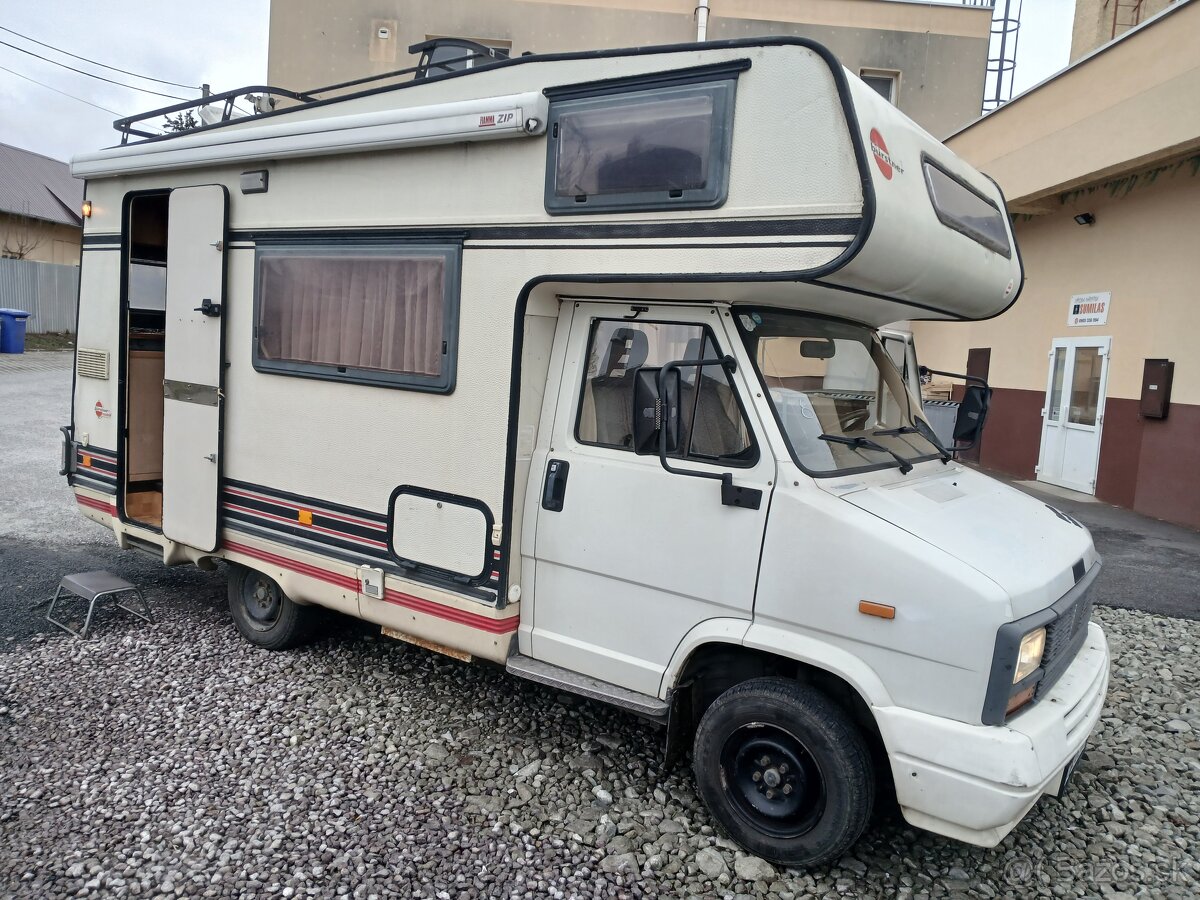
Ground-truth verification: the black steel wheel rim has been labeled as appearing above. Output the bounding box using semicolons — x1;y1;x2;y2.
242;574;282;631
719;723;827;839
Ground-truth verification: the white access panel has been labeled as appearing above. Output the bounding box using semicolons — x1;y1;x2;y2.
162;185;228;552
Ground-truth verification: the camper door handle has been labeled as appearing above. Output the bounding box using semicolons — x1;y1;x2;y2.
194;298;222;318
541;459;570;512
204;453;217;463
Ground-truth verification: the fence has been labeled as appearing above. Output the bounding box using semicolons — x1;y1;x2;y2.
0;258;78;333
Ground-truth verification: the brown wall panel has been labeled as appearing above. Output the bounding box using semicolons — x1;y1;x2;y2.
977;387;1043;479
1133;403;1200;531
1094;398;1143;510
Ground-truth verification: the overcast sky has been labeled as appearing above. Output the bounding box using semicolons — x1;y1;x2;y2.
1;1;1075;165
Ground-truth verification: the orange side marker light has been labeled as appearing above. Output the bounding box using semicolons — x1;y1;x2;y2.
858;601;896;620
298;509;313;526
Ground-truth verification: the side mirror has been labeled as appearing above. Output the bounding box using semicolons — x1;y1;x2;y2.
632;366;681;455
953;383;992;448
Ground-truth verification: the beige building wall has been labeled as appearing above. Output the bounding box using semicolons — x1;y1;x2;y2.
0;214;81;265
1070;0;1181;61
911;162;1200;405
267;0;992;137
910;0;1200;528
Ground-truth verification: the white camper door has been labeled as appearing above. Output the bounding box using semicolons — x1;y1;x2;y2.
526;303;775;698
162;185;228;551
1037;337;1110;495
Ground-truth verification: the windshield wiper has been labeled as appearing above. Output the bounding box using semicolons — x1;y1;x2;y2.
874;423;953;464
818;434;913;474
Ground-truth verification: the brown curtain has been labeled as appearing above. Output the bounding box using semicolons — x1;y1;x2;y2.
258;254;444;376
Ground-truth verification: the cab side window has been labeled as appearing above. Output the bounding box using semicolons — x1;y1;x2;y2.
576;319;755;466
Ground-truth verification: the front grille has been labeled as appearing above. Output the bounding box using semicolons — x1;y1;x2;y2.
1036;586;1094;699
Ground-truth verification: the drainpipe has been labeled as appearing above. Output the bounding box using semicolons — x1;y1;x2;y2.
696;0;710;42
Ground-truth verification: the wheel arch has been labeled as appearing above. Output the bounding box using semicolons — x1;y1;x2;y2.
663;626;894;789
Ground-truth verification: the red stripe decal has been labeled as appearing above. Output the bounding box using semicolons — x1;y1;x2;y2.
222;539;517;634
76;494;117;515
223;501;388;549
382;587;518;634
224;486;386;531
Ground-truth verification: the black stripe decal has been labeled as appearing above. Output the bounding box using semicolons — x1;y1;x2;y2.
467;240;852;251
222;491;387;544
220;520;500;604
230;217;862;246
82;233;121;246
73;474;117;495
221;507;392;564
223;478;387;525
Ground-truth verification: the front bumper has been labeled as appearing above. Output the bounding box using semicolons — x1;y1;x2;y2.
875;621;1109;847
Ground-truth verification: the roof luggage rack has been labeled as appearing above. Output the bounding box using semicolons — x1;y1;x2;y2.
113;38;511;145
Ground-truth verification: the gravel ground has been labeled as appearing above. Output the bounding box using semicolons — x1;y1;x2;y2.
2;600;1198;899
4;362;1200;898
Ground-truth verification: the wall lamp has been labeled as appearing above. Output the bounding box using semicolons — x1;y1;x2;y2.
81;200;92;218
1074;212;1095;226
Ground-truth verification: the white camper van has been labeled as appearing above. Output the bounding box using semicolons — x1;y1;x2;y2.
64;38;1109;866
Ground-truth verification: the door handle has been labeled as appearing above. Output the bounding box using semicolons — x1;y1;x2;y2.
541;459;570;512
204;453;217;463
194;298;222;318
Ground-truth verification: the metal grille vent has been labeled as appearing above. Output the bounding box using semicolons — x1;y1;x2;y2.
77;349;110;380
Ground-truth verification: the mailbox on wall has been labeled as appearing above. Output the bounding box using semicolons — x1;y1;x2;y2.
1140;359;1174;419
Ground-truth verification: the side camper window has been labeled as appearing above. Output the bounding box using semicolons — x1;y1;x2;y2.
576;319;756;466
545;78;736;214
252;243;461;393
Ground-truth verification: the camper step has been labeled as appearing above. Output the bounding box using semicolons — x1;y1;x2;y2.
506;654;670;718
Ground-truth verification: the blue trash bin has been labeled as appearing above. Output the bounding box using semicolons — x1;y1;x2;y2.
0;308;32;354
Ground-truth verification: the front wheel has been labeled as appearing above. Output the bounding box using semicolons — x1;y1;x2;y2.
226;563;315;650
692;677;874;867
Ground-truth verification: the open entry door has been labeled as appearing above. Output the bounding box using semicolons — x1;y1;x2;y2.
162;185;229;551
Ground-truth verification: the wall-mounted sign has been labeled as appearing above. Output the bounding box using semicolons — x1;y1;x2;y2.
1068;291;1110;327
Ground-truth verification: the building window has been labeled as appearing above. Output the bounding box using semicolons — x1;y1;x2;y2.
576;319;756;466
921;158;1012;258
545;78;736;215
859;69;900;105
253;243;461;393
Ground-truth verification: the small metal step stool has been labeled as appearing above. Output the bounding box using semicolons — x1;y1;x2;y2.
45;571;153;639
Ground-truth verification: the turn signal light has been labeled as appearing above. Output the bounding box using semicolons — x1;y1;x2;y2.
1007;683;1036;717
858;601;896;620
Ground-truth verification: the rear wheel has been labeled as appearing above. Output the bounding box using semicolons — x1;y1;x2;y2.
693;677;874;867
226;564;315;650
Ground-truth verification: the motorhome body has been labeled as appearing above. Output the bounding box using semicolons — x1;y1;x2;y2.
66;39;1109;866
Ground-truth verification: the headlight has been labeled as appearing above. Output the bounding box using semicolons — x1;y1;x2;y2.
1013;627;1046;684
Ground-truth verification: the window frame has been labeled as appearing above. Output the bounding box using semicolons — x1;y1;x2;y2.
735;308;943;479
859;68;900;105
921;154;1012;258
544;74;738;215
250;241;462;394
572;317;759;469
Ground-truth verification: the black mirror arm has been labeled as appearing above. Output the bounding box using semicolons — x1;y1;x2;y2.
656;360;762;510
919;365;989;390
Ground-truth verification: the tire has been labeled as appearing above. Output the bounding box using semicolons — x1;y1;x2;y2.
692;677;875;868
226;563;315;650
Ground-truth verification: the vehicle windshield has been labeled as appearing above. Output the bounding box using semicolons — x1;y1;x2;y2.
736;310;944;475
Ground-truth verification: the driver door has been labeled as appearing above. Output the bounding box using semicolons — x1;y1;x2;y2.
525;302;776;696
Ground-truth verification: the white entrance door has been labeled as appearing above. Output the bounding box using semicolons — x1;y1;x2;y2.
525;302;775;697
1036;336;1110;495
162;185;229;551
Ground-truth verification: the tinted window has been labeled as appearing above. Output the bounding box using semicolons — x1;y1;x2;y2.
253;244;460;393
923;160;1011;257
546;80;735;214
576;319;754;465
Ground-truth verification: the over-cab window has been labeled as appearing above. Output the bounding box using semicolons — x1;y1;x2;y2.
252;243;461;393
922;158;1011;257
576;319;756;466
545;79;736;214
